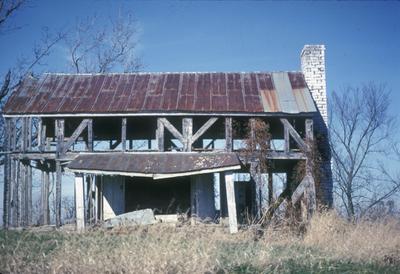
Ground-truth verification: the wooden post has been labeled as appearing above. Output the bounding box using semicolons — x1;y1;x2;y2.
284;124;290;153
26;161;32;225
15;160;21;226
157;118;164;152
225;171;238;233
27;117;32;151
55;119;64;227
182;118;193;152
2;118;11;228
87;119;93;151
74;174;85;232
20;162;27;226
55;161;62;227
250;162;261;219
121;118;127;152
41;169;50;225
250;118;256;150
225;117;233;152
305;118;316;219
268;171;273;205
219;173;227;219
10;118;18;227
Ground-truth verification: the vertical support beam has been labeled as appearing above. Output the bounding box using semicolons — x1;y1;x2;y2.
87;119;93;152
55;119;64;227
20;162;27;226
305;118;316;219
55;161;62;227
268;171;273;205
284;124;290;153
250;162;261;219
225;171;238;233
225;117;233;152
74;174;85;232
41;169;50;225
182;118;193;152
27;117;32;151
15;160;21;226
250;118;256;150
40;121;47;152
121;118;127;152
38;118;43;151
219;173;227;219
9;118;17;227
21;117;28;152
26;161;32;225
190;177;197;224
157;118;164;152
2;118;11;228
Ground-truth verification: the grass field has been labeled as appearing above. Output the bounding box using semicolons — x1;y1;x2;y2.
1;212;399;273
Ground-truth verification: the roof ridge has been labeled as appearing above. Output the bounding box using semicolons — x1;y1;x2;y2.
43;71;303;76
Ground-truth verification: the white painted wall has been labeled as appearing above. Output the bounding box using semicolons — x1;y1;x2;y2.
102;176;125;220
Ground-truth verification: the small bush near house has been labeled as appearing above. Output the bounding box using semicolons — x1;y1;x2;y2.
1;211;399;273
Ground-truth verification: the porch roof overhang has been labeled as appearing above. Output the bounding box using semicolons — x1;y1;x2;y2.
66;152;241;179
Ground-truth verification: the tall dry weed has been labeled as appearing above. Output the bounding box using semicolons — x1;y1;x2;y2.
304;211;400;264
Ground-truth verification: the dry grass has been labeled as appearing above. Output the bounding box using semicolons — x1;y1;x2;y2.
1;212;400;273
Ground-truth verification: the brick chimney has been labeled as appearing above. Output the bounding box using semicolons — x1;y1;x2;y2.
301;45;328;126
301;45;333;207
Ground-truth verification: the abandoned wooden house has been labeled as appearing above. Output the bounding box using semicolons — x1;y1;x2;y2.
2;45;332;233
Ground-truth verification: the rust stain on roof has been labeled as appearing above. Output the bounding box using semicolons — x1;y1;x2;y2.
3;72;317;115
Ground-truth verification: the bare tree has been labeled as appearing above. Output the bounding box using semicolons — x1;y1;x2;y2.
65;10;142;73
330;83;399;219
0;0;26;33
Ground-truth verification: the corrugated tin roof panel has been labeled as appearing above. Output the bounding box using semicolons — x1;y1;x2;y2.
3;72;317;115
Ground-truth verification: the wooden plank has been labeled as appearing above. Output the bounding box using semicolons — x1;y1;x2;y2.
249;162;261;219
19;163;25;226
291;174;310;205
15;160;21;226
268;171;273;205
250;118;256;150
121;118;127;152
2;118;11;228
87;119;93;151
157;118;164;152
225;171;238;233
27;117;32;151
62;119;89;153
191;117;218;144
225;117;233;152
55;160;62;227
37;118;43;151
182;118;193;152
74;175;85;231
11;158;17;226
26;163;32;225
43;171;50;225
284;124;290;153
56;119;65;157
280;118;307;151
21;118;28;152
159;118;184;143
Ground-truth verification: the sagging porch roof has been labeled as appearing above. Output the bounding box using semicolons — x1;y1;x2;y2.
66;152;241;179
3;72;317;116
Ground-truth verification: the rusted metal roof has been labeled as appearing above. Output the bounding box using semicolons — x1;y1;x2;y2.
3;72;317;115
67;152;241;179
